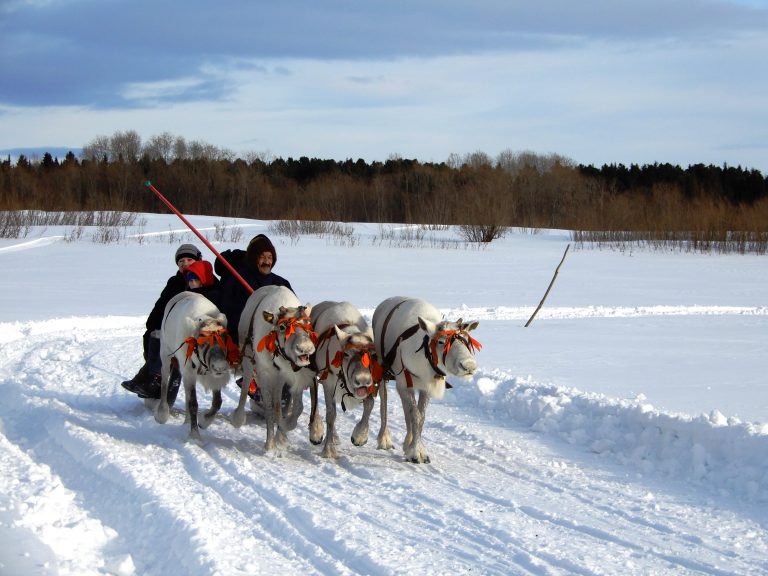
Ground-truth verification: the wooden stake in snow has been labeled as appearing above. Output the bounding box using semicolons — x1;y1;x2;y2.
524;244;570;327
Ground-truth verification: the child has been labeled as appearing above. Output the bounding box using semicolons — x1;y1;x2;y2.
184;259;220;305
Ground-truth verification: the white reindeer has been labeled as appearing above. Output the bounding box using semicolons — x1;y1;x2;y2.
155;292;238;442
373;296;481;463
234;285;316;452
308;301;385;459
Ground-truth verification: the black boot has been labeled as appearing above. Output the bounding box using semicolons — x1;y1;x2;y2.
134;373;162;399
121;364;149;393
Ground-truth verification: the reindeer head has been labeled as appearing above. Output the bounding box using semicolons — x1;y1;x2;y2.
259;304;317;367
190;314;235;376
331;327;381;398
417;316;481;378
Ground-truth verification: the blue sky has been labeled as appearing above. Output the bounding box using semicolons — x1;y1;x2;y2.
1;0;767;171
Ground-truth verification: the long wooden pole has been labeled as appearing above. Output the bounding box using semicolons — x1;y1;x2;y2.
524;244;570;327
145;180;254;294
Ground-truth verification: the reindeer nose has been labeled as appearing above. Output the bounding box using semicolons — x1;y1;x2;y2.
461;358;477;374
298;341;315;355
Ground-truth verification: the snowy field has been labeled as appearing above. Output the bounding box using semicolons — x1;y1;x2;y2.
0;213;766;575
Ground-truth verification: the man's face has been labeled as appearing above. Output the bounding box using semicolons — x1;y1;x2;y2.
177;257;196;273
257;251;273;274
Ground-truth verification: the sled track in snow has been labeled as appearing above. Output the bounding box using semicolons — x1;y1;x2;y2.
0;318;767;574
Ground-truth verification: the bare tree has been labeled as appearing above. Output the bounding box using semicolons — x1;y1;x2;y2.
173;136;188;160
497;149;576;176
464;150;493;168
81;135;111;162
187;140;233;161
110;130;142;162
244;149;276;165
445;152;463;169
143;132;176;163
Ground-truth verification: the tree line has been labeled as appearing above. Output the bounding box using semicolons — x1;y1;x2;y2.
2;130;767;248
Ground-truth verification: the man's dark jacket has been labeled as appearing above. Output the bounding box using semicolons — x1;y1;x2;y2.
215;249;293;345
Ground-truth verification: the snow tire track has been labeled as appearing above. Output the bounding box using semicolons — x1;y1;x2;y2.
1;319;766;575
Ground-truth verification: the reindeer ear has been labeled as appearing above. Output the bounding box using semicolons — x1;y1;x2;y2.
333;325;350;343
462;320;479;331
304;303;313;316
216;313;227;328
417;316;437;334
263;311;275;323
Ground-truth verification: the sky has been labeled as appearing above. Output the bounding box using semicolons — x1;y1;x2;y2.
2;0;768;172
0;214;767;574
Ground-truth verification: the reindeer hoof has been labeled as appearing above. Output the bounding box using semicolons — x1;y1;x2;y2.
230;409;246;428
407;454;430;464
155;404;170;424
321;447;339;459
351;434;369;447
377;431;394;451
408;456;430;464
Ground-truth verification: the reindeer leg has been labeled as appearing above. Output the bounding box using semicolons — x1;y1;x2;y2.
231;360;252;428
280;383;303;433
413;391;431;464
321;380;339;459
187;383;202;442
273;382;287;448
200;389;222;429
263;385;277;452
155;359;172;424
352;394;373;447
308;377;324;445
376;381;393;450
397;384;423;463
274;389;291;449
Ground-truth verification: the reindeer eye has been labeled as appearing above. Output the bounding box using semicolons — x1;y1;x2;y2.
279;324;287;332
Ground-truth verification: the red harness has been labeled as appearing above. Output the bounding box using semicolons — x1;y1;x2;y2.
402;329;482;388
256;315;318;355
183;328;241;368
329;342;383;397
429;329;482;368
316;326;383;397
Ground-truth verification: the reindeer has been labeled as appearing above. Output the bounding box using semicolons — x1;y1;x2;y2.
234;285;316;452
155;292;239;442
372;297;481;463
308;301;385;459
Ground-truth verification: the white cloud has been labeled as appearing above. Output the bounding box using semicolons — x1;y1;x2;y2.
1;27;767;171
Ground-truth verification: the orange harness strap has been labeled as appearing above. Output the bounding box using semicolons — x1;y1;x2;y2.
183;328;241;368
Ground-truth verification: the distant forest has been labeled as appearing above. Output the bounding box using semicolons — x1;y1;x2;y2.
1;130;766;251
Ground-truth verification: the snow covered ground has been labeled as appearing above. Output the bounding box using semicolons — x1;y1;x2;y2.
0;214;766;575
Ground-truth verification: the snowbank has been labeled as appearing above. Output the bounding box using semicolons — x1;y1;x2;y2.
465;371;768;502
